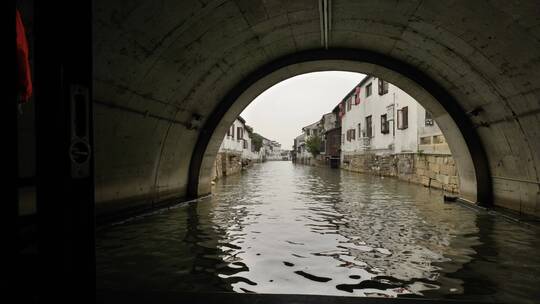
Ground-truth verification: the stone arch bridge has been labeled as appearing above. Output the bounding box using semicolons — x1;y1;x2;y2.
11;0;540;301
91;0;540;218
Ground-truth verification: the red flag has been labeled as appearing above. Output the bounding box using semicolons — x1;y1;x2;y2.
354;87;361;105
16;9;32;103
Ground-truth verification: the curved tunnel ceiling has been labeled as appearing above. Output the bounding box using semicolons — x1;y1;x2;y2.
94;0;540;217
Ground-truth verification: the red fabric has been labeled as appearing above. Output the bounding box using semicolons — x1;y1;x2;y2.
16;9;32;103
354;87;361;105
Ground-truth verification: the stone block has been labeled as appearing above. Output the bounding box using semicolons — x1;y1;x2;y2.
437;174;450;184
430;179;442;189
440;165;450;175
410;176;421;184
421;176;430;186
439;165;447;175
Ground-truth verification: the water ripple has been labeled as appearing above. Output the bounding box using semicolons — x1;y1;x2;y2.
97;162;540;303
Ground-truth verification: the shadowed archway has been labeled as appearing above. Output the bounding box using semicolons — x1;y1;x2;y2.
188;48;492;206
94;0;540;218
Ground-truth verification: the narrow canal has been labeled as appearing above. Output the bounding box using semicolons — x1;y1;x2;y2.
97;162;540;303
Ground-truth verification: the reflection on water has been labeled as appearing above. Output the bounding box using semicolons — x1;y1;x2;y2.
97;162;540;303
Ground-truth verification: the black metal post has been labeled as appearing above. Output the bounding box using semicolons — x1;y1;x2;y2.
34;0;95;302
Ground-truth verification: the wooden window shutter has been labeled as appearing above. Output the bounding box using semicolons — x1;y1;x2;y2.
355;87;361;105
237;127;242;139
403;107;408;129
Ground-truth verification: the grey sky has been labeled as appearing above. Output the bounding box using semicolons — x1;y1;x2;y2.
241;71;366;149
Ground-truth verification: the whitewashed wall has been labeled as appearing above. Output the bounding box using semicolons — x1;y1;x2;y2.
220;119;244;153
341;77;444;160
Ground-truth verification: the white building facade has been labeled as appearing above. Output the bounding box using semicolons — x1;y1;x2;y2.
213;117;266;180
336;76;458;193
219;117;263;161
291;75;457;192
339;76;449;159
294;121;320;164
266;140;285;160
220;117;248;155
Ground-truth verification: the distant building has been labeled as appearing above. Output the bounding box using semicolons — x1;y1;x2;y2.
293;121;319;164
323;108;341;168
259;137;271;161
266;140;284;160
293;112;341;166
292;133;305;163
253;136;285;162
280;150;291;161
318;112;340;167
213;117;262;180
293;111;342;166
242;125;263;161
317;112;336;157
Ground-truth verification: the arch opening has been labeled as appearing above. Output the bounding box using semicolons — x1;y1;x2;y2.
188;49;492;206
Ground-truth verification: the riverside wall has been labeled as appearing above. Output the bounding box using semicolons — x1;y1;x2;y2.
341;153;459;193
212;152;259;181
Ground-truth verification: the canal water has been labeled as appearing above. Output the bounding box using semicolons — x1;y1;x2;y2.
96;161;540;303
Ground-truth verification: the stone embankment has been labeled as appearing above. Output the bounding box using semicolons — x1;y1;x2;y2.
212;152;257;181
341;153;459;193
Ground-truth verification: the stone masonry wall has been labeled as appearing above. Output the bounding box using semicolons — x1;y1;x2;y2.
341;153;459;193
212;153;224;180
410;154;459;193
296;156;313;165
212;152;259;181
211;152;243;181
